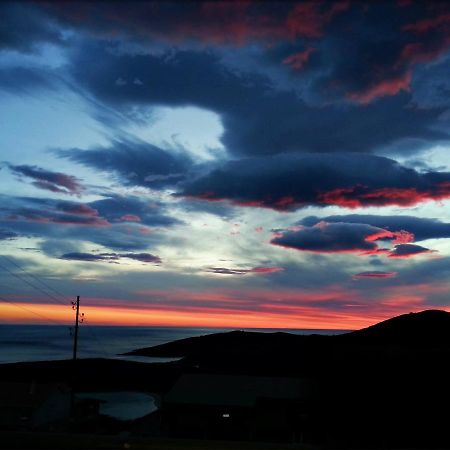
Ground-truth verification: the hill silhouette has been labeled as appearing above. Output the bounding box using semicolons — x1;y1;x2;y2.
342;309;450;344
3;309;450;447
126;309;450;361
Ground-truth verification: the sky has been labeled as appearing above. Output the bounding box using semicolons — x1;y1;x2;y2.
2;0;450;329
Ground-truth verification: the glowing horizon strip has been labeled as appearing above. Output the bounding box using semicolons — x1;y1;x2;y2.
0;301;440;330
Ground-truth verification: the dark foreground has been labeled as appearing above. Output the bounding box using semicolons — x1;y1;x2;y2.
2;310;450;449
0;431;313;450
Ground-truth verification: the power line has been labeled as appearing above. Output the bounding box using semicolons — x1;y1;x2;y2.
0;295;68;326
0;259;68;306
0;255;71;303
0;257;112;358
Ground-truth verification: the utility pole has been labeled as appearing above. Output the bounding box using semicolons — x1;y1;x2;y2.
70;295;83;422
72;295;80;362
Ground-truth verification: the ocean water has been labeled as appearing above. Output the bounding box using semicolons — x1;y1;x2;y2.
0;324;349;364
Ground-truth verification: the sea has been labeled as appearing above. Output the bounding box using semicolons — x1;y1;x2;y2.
0;324;349;364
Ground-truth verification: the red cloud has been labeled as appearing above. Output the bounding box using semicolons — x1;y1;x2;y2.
120;214;142;222
60;203;99;216
365;229;414;244
286;1;349;39
283;47;316;70
353;271;398;280
8;164;85;196
400;40;450;66
318;183;450;208
346;9;450;105
347;72;412;104
403;13;450;34
43;1;350;46
250;266;284;274
271;222;432;259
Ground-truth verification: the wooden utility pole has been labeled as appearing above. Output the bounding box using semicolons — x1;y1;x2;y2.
72;295;80;362
70;295;81;421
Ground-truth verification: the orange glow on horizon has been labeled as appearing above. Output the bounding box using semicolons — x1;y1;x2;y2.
1;300;446;330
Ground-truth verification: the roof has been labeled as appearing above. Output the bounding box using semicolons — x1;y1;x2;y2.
164;374;314;407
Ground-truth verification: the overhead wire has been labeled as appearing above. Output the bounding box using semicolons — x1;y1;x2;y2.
0;294;68;327
0;256;112;358
0;255;72;304
0;259;68;306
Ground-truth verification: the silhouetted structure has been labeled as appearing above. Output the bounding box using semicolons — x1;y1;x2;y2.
162;374;315;442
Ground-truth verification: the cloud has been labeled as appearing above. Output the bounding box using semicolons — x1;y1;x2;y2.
353;271;398;279
300;214;450;242
59;138;192;189
180;153;450;210
11;1;450;116
206;266;283;275
122;253;162;263
40;1;348;46
282;47;316;70
60;252;118;262
271;222;390;254
388;243;434;258
271;221;431;258
120;214;141;222
60;251;161;264
8;164;85;195
0;2;63;52
0;229;18;240
0;195;178;251
347;72;412;104
63;41;450;160
89;195;180;227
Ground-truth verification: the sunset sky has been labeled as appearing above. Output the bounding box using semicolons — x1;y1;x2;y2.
2;0;450;329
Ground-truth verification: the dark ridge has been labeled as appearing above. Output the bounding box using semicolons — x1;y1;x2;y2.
122;330;307;357
340;309;450;345
122;330;333;376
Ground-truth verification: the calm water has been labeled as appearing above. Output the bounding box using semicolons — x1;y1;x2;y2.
0;324;349;364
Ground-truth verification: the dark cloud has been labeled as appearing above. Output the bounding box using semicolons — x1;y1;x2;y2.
89;195;180;227
39;1;347;46
0;2;63;52
271;222;389;254
179;153;450;210
300;214;450;242
8;164;85;195
0;195;178;251
5;1;450;150
388;243;434;258
60;252;118;262
353;271;398;279
206;266;283;275
59;138;192;189
0;229;17;240
122;252;161;263
65;42;449;159
60;251;161;264
271;221;431;258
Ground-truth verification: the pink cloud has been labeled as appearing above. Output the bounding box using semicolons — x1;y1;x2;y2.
283;47;316;70
120;214;142;222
